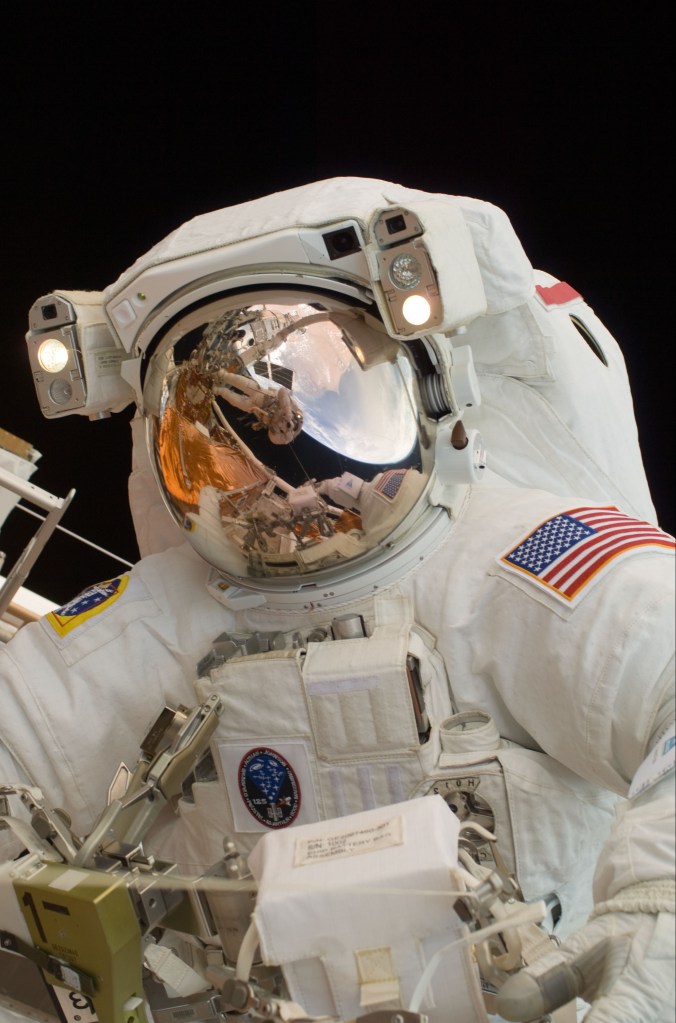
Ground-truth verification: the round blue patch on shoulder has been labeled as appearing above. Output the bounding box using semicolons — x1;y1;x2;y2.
238;747;301;828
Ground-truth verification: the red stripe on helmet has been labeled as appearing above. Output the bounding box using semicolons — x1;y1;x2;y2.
535;282;582;306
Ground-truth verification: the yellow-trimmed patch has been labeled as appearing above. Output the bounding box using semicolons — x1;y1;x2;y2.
45;576;130;637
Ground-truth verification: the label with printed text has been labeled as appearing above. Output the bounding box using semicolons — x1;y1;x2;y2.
294;815;404;866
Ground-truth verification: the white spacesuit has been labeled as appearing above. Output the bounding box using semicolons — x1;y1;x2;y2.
1;179;673;1023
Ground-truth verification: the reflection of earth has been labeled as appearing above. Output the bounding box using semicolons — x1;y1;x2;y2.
297;359;417;464
259;309;418;464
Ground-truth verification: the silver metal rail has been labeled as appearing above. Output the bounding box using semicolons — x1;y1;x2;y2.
0;465;76;618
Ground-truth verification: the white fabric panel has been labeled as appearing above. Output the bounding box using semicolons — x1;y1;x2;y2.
463;270;656;523
593;772;676;901
104;176;532;314
128;412;185;558
2;482;670;838
0;480;672;1020
249;796;486;1022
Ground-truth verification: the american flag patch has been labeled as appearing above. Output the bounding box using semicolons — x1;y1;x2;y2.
374;469;407;501
500;506;674;604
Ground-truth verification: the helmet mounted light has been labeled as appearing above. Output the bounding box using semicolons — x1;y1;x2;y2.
24;181;489;608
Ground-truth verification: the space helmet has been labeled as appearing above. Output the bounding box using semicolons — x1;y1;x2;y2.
28;179;499;608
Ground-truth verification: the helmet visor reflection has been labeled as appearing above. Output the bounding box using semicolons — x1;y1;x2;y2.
148;294;426;582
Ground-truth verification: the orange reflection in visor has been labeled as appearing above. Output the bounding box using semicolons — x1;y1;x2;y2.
158;405;269;510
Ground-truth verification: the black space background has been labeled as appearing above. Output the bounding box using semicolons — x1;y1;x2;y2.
1;5;673;605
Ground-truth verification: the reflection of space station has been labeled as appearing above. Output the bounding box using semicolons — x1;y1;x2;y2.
157;367;271;508
200;307;298;368
153;300;426;580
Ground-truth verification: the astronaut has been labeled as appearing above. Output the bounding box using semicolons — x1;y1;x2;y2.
0;179;673;1023
213;370;304;444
